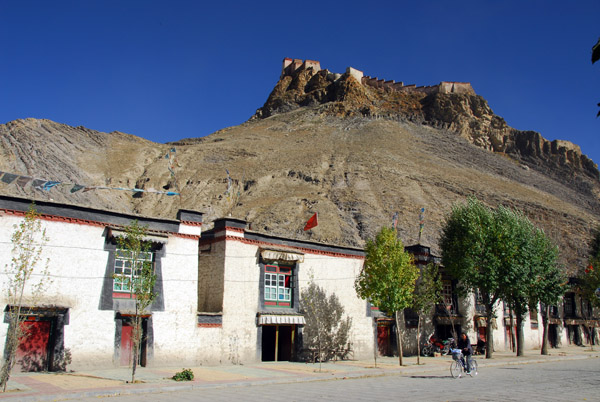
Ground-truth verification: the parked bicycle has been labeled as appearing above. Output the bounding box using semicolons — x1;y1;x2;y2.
450;348;478;378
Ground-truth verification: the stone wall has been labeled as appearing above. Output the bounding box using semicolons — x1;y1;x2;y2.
280;58;475;97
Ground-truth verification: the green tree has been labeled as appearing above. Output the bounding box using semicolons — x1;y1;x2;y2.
440;198;506;358
498;208;563;356
116;220;156;384
441;198;564;358
355;227;419;366
1;204;51;392
410;263;442;364
300;281;352;371
528;228;564;355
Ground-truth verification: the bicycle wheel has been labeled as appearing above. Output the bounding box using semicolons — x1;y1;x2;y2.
450;361;463;378
469;359;478;376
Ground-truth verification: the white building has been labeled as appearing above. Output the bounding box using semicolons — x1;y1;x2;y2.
0;195;202;371
0;196;375;370
2;195;593;372
196;218;374;363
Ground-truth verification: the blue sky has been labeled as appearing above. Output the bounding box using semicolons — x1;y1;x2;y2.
1;1;599;164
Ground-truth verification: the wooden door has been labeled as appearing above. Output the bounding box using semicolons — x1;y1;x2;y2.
16;320;51;372
120;323;133;366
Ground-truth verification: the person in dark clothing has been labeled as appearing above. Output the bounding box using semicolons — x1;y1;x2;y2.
457;332;473;373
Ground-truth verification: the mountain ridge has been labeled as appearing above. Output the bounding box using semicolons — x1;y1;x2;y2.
0;59;598;273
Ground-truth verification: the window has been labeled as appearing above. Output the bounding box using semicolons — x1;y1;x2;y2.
564;293;576;317
530;306;539;329
113;249;154;293
474;289;486;314
264;263;293;307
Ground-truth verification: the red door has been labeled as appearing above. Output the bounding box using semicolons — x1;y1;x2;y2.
16;320;51;372
377;325;392;356
120;323;133;366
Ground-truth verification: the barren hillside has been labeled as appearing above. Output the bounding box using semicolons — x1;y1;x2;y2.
0;60;598;273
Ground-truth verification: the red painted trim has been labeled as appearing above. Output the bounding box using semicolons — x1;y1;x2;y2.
197;323;222;328
225;226;245;233
181;221;202;227
200;235;364;260
0;208;200;240
113;292;137;299
1;208;105;227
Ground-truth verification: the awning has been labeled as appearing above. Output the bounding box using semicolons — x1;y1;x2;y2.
108;227;168;244
260;248;304;263
257;314;306;325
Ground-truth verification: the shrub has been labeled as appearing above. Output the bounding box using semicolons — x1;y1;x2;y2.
172;368;194;381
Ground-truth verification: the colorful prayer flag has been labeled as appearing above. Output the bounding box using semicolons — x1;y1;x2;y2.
42;181;61;191
1;173;18;184
16;176;32;188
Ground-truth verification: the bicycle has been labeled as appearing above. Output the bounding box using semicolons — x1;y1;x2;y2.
449;348;478;378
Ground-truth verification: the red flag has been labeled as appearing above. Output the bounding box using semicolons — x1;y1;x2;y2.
303;212;318;231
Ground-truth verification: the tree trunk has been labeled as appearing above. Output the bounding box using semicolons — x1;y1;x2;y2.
541;305;549;355
416;316;421;365
485;307;494;359
516;313;524;356
372;318;378;368
509;310;516;353
395;311;403;366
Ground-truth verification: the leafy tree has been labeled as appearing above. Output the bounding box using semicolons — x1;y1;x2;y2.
440;198;506;359
410;263;442;364
300;281;352;371
441;198;564;358
355;227;418;366
1;204;51;392
116;220;156;384
498;208;563;356
528;228;564;355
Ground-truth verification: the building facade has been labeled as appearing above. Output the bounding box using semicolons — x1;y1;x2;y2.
2;195;596;372
0;195;202;370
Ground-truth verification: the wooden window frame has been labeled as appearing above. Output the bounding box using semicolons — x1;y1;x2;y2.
113;248;154;294
264;263;293;308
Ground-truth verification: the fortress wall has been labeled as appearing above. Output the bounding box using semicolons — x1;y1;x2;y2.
346;67;364;83
303;59;321;72
281;59;475;96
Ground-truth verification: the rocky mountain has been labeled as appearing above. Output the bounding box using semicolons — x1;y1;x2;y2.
0;58;598;273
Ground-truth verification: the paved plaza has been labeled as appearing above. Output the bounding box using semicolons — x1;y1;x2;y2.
0;346;598;401
74;358;600;402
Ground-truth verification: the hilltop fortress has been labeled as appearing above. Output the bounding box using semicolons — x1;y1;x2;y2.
281;57;475;96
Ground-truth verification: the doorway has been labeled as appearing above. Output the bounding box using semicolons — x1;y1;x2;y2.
377;323;393;356
117;316;149;367
15;319;53;372
8;307;68;372
261;325;295;361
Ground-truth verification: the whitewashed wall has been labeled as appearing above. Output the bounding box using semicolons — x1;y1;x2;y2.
0;210;203;369
297;252;373;359
0;213;114;369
